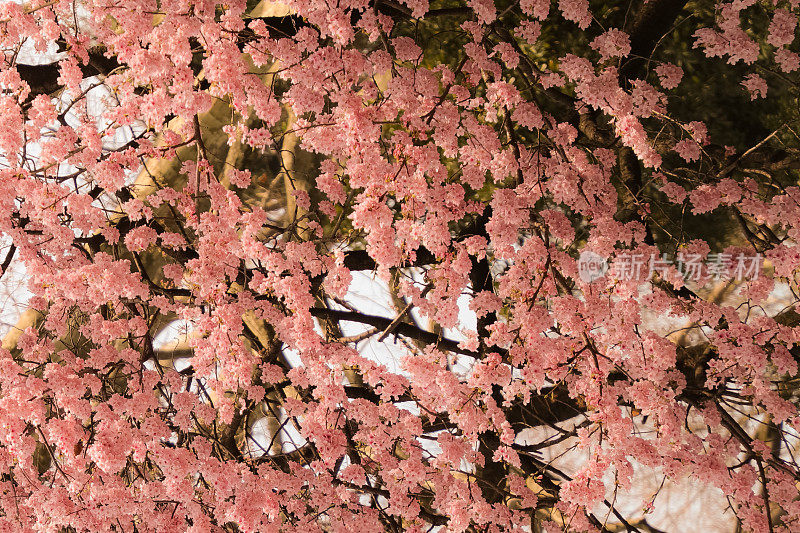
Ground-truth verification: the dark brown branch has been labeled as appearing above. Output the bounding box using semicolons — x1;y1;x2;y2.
620;0;690;82
0;243;15;278
342;247;436;271
308;307;477;356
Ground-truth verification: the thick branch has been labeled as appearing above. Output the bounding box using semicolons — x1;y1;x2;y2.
620;0;690;82
308;307;477;356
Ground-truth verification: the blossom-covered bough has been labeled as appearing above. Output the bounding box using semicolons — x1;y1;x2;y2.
1;0;800;530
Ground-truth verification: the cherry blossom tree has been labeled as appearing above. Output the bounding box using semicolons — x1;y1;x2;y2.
1;0;800;530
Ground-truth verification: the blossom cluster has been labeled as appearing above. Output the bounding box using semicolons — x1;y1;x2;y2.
0;0;796;531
